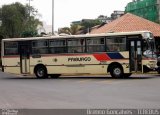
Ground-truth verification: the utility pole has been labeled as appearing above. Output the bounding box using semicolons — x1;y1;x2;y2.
0;6;2;27
0;20;2;27
52;0;54;35
27;0;33;17
27;0;33;30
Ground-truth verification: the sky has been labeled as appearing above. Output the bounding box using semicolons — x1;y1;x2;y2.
0;0;132;31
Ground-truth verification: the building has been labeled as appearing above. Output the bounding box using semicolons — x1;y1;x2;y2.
72;11;124;26
90;13;160;50
125;0;160;23
97;15;112;23
71;11;124;34
111;11;125;20
96;11;124;23
72;21;81;25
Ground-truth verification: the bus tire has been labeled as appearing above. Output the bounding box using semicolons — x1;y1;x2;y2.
50;74;61;79
110;65;123;78
34;65;48;79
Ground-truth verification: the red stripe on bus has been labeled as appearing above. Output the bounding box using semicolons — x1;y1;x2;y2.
93;53;111;61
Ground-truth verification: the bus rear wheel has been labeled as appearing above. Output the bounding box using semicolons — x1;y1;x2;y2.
110;65;124;78
34;65;48;79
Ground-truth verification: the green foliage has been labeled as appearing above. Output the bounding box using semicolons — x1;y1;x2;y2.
58;27;70;35
58;19;102;35
69;24;83;35
58;24;83;35
0;2;42;38
21;31;37;37
80;19;102;30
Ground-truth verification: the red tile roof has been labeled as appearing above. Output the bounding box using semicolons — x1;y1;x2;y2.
90;13;160;37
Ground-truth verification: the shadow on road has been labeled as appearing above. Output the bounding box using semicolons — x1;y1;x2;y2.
1;71;159;80
4;75;159;80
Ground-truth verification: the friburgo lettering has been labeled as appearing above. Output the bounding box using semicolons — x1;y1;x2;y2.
68;57;91;62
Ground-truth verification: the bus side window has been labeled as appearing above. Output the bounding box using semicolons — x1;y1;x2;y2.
67;38;85;53
106;36;126;52
87;37;105;52
4;42;18;55
49;39;66;54
105;38;109;52
32;40;48;54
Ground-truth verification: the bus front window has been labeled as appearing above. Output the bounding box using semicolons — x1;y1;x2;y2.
143;35;157;58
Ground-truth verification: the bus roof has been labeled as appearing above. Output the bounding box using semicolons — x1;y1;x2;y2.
2;31;151;42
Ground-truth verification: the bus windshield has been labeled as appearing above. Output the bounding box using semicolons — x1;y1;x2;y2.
143;33;157;58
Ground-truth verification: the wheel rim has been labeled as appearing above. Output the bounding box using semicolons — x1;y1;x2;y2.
113;67;121;76
37;68;45;77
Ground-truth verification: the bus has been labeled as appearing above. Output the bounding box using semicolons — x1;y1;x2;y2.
1;31;157;78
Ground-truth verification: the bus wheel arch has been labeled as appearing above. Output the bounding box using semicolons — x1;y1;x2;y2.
107;62;124;78
34;64;48;79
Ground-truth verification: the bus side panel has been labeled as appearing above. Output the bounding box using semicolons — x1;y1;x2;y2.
105;51;130;74
30;52;130;75
106;60;130;74
84;65;107;74
119;51;130;73
3;57;21;74
30;54;104;74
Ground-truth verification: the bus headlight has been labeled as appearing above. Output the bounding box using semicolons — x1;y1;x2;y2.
147;61;157;69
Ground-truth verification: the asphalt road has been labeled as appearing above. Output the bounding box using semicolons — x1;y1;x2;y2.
0;72;160;109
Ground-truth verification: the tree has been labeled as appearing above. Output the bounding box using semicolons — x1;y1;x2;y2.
59;19;102;35
58;27;70;35
80;19;102;32
69;24;83;35
0;2;42;38
58;24;83;35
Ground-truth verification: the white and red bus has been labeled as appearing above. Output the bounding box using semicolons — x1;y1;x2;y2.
1;31;157;78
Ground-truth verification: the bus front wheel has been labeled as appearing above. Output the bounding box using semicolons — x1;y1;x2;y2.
110;65;124;78
34;65;48;79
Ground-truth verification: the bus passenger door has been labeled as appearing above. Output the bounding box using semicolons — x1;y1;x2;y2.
20;45;30;74
129;40;142;72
